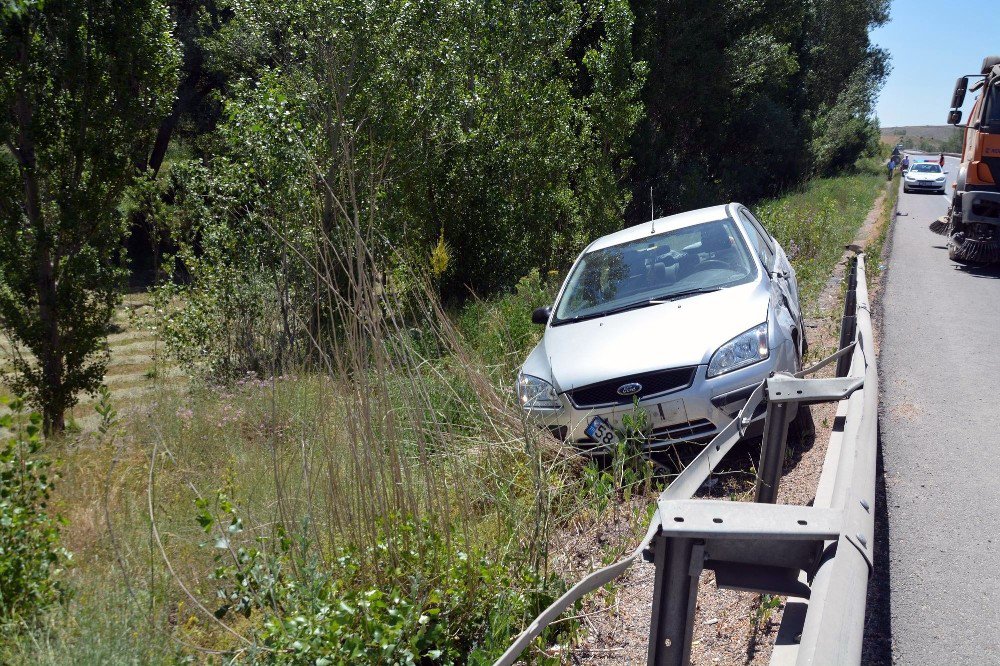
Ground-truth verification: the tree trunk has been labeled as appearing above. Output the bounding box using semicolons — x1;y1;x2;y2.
144;108;179;175
37;244;65;435
14;42;65;435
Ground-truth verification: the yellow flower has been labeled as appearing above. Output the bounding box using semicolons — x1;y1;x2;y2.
430;232;451;277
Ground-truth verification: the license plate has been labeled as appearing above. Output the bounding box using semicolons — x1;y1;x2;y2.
585;416;619;446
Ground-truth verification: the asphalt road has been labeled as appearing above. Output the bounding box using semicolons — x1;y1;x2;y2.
877;153;1000;664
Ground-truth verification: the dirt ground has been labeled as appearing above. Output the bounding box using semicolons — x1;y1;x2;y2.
558;187;891;665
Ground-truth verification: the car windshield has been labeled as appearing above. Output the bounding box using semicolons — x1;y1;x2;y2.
553;218;757;324
911;163;941;173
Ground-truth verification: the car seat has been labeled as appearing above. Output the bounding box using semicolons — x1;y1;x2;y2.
698;225;737;267
646;262;678;289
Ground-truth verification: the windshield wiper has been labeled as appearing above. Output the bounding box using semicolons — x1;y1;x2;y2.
556;298;663;324
650;286;723;302
555;286;726;325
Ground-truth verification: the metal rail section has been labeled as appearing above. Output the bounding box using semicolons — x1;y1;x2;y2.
495;254;876;666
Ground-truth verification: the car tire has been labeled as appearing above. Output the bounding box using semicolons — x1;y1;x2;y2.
903;185;909;193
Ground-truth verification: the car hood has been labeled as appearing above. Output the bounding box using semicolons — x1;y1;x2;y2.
525;280;771;392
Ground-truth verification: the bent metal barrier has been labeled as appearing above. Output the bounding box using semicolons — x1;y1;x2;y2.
496;253;877;666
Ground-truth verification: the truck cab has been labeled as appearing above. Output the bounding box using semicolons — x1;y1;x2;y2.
943;57;1000;262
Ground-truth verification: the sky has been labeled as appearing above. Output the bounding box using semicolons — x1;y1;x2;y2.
871;0;1000;128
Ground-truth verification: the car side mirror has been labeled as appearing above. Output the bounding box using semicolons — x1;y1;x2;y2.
951;76;968;109
531;306;552;325
948;109;963;125
770;269;787;279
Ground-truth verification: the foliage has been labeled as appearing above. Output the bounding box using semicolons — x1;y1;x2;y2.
196;495;569;664
456;269;558;380
810;59;885;175
0;0;180;431
755;172;883;307
0;398;71;629
629;0;890;218
579;401;655;514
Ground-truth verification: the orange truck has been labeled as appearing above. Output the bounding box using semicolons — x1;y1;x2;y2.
934;56;1000;262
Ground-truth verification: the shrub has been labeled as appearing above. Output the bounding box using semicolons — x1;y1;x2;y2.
456;269;558;382
196;495;569;663
0;399;71;628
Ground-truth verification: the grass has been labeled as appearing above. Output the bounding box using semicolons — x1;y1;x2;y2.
866;170;901;286
756;170;884;311
0;165;889;663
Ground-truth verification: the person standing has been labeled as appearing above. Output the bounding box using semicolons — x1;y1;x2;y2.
902;155;910;172
887;156;896;180
939;153;946;167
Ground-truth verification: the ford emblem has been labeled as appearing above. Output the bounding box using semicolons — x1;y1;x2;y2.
617;382;643;396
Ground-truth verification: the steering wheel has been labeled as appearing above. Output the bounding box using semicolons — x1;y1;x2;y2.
691;259;732;272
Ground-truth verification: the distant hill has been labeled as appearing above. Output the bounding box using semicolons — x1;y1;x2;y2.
881;125;963;152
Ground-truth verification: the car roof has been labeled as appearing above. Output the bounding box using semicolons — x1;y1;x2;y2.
585;204;734;252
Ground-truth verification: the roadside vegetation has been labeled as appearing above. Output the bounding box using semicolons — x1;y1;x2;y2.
1;0;892;663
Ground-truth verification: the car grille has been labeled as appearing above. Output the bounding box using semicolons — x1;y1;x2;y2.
546;425;568;442
568;366;697;408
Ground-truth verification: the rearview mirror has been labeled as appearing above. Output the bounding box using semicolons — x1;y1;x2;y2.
948;109;963;125
951;76;968;109
531;306;552;325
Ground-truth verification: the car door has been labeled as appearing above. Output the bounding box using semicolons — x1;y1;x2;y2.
737;207;804;358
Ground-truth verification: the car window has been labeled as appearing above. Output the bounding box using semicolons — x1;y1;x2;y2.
738;210;775;270
910;163;941;173
740;208;774;249
553;218;757;324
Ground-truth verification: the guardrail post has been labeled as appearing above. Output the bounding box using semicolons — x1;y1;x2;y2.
836;257;858;378
646;534;703;666
753;388;790;504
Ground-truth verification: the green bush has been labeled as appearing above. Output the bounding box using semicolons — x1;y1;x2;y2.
456;269;558;382
196;495;569;664
0;399;71;628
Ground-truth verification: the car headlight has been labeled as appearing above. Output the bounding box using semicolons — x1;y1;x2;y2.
517;373;561;410
935;176;946;182
707;323;769;378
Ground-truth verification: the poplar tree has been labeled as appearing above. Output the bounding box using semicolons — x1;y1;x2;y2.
0;0;179;432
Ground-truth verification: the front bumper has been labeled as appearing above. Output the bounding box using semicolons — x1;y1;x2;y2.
904;178;946;192
525;355;785;450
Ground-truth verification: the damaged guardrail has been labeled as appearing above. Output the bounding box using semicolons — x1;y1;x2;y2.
496;253;876;666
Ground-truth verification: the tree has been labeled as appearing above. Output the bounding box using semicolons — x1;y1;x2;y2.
0;1;179;433
627;0;891;217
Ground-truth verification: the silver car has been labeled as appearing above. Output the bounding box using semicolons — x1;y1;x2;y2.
517;203;805;450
